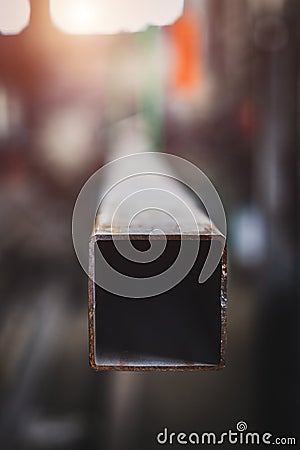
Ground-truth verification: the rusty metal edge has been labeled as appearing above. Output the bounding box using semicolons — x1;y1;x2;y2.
88;235;227;372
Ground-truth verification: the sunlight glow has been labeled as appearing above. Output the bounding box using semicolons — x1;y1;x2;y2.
0;0;30;35
50;0;184;35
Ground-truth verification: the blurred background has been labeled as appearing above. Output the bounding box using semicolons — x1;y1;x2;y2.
0;0;299;449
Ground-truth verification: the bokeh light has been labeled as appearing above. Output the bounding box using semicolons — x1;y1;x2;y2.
0;0;30;35
50;0;184;35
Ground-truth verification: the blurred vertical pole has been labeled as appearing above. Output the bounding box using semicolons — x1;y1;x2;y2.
251;0;299;435
205;0;226;80
136;27;165;150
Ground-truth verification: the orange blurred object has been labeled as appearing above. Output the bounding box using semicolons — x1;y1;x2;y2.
170;9;203;94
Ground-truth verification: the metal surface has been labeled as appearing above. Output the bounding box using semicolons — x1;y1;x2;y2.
89;239;227;371
88;145;227;371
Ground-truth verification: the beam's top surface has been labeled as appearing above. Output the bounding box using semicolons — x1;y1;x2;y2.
93;153;222;238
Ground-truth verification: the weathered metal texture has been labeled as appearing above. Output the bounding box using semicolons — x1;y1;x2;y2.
88;149;227;371
89;236;227;371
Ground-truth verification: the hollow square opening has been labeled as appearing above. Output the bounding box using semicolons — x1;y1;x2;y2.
93;239;222;369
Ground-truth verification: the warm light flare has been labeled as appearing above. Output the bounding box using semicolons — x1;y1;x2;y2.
50;0;184;35
0;0;30;35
